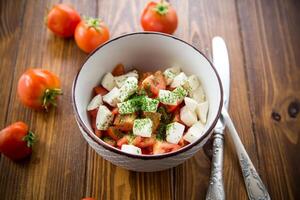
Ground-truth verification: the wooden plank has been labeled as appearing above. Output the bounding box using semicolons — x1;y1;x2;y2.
84;1;174;199
0;1;25;127
0;0;91;199
171;0;256;199
236;0;300;198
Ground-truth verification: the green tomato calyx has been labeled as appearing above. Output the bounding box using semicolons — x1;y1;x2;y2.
154;1;169;15
42;88;62;110
23;131;36;148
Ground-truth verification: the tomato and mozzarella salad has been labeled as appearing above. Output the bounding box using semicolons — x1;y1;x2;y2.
87;64;209;155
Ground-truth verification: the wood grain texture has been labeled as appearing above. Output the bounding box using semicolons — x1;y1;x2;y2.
237;0;300;199
0;0;299;199
0;0;25;127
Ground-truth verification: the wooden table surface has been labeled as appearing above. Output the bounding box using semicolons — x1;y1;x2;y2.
0;0;299;199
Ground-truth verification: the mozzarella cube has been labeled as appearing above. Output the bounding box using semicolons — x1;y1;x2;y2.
183;75;200;92
180;106;198;127
102;87;120;107
163;67;181;85
117;100;138;114
96;105;114;130
172;86;188;103
118;77;138;102
133;118;153;137
189;86;206;103
121;144;142;155
183;122;205;143
184;97;198;112
166;122;185;144
196;101;209;124
158;90;177;105
101;72;116;91
114;70;139;87
170;72;188;88
141;97;159;112
87;94;103;111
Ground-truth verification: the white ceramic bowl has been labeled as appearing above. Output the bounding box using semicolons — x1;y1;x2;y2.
72;32;223;172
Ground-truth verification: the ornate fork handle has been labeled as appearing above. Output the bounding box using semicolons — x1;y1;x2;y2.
222;108;271;200
206;133;225;200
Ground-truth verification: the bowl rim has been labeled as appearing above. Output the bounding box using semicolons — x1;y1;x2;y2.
72;31;223;160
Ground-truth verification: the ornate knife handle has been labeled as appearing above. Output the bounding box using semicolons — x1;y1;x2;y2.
206;133;225;200
222;109;271;200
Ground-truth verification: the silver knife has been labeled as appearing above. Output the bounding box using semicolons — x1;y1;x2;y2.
207;37;271;200
206;36;229;200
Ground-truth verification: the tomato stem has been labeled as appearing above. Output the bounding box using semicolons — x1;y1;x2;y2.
154;0;169;15
42;88;63;110
23;131;36;148
84;16;103;32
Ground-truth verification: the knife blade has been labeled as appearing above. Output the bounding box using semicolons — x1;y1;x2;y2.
206;36;230;200
213;36;230;134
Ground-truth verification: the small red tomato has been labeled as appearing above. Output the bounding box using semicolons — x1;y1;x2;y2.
141;1;178;34
75;17;110;53
46;4;81;37
17;68;62;110
0;122;36;161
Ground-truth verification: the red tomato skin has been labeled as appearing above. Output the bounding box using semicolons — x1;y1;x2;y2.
47;4;81;37
112;64;125;76
88;108;98;119
141;2;178;34
117;136;128;147
111;108;119;115
17;68;61;110
142;71;166;97
93;86;108;96
74;20;110;53
0;122;32;160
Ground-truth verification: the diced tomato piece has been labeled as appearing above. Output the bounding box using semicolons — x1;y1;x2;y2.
173;109;184;124
114;114;136;131
117;136;128;147
111;107;119;115
143;112;161;131
166;104;180;113
94;86;108;96
142;71;166;97
95;129;102;138
112;63;125;76
107;127;123;141
133;137;156;148
153;141;181;154
103;137;117;147
138;72;152;89
91;117;96;130
178;138;185;147
153;71;166;88
141;146;153;154
88;108;98;118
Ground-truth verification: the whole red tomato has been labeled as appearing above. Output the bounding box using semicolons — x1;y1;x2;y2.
17;68;62;110
0;122;36;161
74;17;110;53
46;3;81;37
141;1;178;34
